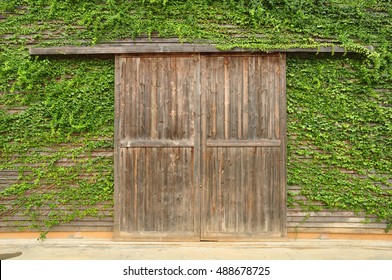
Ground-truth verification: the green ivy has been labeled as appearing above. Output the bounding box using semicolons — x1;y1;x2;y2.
287;57;391;231
0;0;391;232
0;47;115;231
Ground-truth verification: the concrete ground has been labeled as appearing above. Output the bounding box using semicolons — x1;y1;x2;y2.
1;239;392;260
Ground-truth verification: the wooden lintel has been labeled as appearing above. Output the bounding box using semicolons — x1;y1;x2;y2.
29;43;374;56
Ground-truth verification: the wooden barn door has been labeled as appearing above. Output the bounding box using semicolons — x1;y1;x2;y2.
200;54;286;240
114;54;201;240
114;53;286;241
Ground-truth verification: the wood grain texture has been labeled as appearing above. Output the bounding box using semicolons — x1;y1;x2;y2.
29;43;374;56
120;56;195;142
278;54;288;236
115;53;287;241
202;147;284;236
116;54;199;240
113;55;122;234
201;54;286;240
120;147;195;232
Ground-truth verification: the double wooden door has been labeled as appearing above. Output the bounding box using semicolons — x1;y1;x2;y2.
114;53;286;241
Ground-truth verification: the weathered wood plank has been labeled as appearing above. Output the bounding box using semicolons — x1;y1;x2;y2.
137;148;145;230
236;148;244;233
123;148;131;232
116;54;199;239
114;231;199;241
120;57;128;141
242;56;249;139
120;139;193;147
225;148;232;231
158;57;167;139
236;59;243;139
132;148;139;231
144;147;151;230
204;148;212;233
287;228;390;234
224;57;230;139
156;147;164;231
288;217;385;223
29;44;374;56
259;56;268;139
243;146;251;232
248;56;257;140
206;139;281;147
272;148;280;233
140;58;150;138
273;55;280;139
131;57;139;139
113;55;122;235
177;58;185;139
192;54;201;236
260;147;268;232
229;57;237;139
216;56;225;140
278;53;287;236
287;210;382;217
288;222;388;229
211;60;217;139
218;148;225;233
267;56;274;139
168;57;176;140
150;59;158;139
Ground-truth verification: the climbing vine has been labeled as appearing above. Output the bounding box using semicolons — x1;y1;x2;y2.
0;0;391;232
286;57;391;231
0;49;115;231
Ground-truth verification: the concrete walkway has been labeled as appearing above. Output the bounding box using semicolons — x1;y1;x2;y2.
1;239;391;260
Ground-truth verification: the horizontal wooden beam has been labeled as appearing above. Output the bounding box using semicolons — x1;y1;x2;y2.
206;139;281;147
120;139;193;148
120;139;281;148
29;43;374;56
